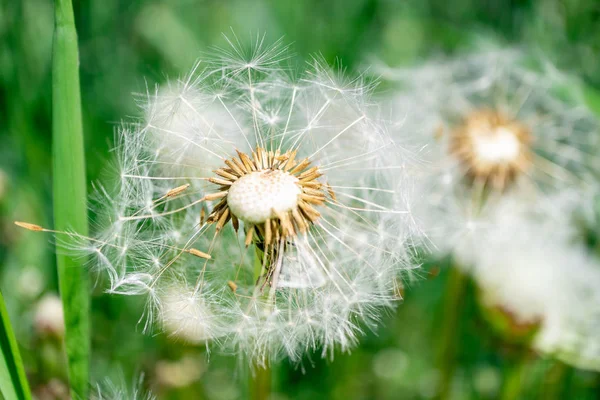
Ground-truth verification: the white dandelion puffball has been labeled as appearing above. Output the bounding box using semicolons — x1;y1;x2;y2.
468;199;600;371
380;49;600;264
86;38;421;365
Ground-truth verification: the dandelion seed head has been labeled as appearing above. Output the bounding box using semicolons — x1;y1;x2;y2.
227;169;301;224
370;47;600;371
72;37;422;365
381;49;600;261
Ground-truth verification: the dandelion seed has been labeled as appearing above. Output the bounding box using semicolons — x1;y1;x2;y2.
227;280;238;292
166;183;190;197
15;221;44;231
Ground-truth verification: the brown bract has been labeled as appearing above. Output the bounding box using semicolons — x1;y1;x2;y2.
449;109;532;191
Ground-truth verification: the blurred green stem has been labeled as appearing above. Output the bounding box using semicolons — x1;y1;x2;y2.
52;0;90;398
500;354;529;400
250;248;272;400
541;361;569;400
251;365;272;400
437;265;467;399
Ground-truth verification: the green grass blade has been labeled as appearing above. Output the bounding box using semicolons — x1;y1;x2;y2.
0;291;32;400
52;0;90;398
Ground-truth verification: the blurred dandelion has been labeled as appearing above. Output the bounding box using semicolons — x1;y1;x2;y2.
380;49;600;264
468;194;600;371
19;36;422;366
378;48;600;396
154;356;205;389
34;379;70;400
34;294;65;338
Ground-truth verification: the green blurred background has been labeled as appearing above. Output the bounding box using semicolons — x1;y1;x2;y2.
1;0;600;398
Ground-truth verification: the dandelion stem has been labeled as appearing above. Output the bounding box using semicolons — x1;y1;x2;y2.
251;365;272;400
436;265;467;399
500;353;529;400
52;0;90;397
250;247;273;400
540;361;569;400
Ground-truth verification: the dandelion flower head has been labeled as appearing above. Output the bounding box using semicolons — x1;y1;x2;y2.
83;37;421;365
380;49;600;263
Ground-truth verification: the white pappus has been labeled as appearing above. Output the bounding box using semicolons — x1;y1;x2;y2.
78;36;423;366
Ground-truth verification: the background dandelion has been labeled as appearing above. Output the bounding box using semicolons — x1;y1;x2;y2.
379;46;600;398
381;49;600;264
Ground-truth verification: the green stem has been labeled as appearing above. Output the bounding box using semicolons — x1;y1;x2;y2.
251;365;272;400
0;291;32;400
52;0;90;398
540;361;568;400
250;248;272;400
500;354;529;400
437;266;467;400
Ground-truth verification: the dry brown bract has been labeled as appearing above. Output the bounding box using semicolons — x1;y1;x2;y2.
449;109;532;191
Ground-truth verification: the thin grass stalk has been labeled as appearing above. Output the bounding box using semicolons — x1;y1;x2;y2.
0;290;32;400
52;0;90;397
436;265;467;399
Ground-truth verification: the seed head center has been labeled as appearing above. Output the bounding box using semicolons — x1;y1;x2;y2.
227;169;301;224
450;109;532;190
206;147;327;244
472;126;521;163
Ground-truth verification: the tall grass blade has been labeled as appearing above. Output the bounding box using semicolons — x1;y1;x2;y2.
52;0;90;398
0;291;32;400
